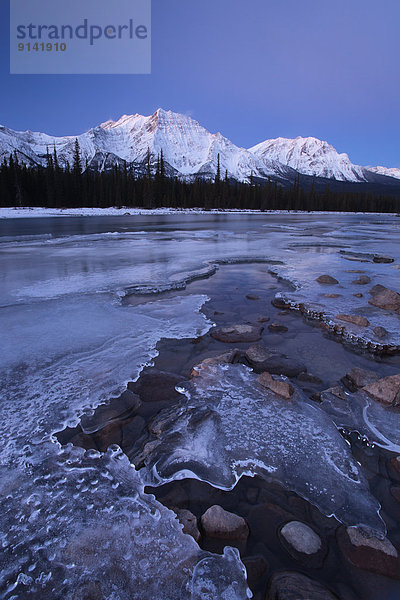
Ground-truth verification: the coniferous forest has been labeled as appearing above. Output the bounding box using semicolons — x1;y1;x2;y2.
1;141;400;213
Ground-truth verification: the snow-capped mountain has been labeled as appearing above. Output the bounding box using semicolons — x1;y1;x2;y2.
249;136;370;182
367;165;400;180
0;110;398;187
0;109;291;184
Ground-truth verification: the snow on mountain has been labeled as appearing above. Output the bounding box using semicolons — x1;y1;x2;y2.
366;165;400;180
0;112;398;186
0;109;287;183
249;136;368;182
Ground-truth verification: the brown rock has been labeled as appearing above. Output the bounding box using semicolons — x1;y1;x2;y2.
245;344;306;377
362;374;400;406
337;526;400;579
257;315;270;323
201;505;249;541
316;275;339;285
353;293;363;298
246;294;260;300
323;293;341;298
211;324;264;343
173;508;201;542
353;275;371;285
390;486;400;504
128;370;182;404
268;323;288;333
369;285;400;313
193;349;243;372
266;571;339;600
341;367;380;392
336;314;370;327
258;372;294;400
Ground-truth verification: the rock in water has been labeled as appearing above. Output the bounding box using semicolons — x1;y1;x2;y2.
201;505;249;541
211;324;264;343
353;275;371;285
173;508;201;542
341;367;380;392
368;285;400;313
245;344;306;377
337;526;400;579
279;521;326;568
266;571;339;600
335;314;370;327
362;374;400;407
316;275;339;285
373;255;395;263
258;372;294;400
374;326;389;338
268;323;288;333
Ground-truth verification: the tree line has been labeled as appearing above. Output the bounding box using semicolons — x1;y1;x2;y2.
1;141;399;213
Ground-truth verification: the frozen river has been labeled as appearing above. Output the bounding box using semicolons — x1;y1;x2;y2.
1;212;400;599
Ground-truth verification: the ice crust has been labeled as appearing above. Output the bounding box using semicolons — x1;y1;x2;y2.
138;363;384;535
0;294;250;599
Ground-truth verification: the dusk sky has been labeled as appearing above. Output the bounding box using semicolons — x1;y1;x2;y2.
1;0;399;168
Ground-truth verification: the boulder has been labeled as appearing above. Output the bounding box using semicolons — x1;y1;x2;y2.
266;571;339;600
353;275;371;285
245;344;306;377
268;323;288;333
173;508;201;542
258;372;294;400
211;324;264;343
316;275;339;285
373;255;395;263
200;505;249;541
279;521;326;568
369;285;400;313
337;526;400;579
341;367;380;392
335;314;370;327
362;374;400;406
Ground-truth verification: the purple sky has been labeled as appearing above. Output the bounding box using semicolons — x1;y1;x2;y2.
1;0;399;167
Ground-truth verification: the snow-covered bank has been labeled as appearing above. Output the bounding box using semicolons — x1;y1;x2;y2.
1;206;399;219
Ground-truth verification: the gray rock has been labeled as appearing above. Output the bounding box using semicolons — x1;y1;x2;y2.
353;275;371;285
268;323;288;333
201;505;249;541
341;367;380;392
316;275;339;285
266;571;339;600
374;326;389;338
280;521;322;555
211;324;264;343
245;344;306;377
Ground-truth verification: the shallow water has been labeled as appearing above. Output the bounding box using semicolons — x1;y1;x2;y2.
1;213;400;599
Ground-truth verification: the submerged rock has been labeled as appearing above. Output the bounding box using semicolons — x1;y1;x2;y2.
201;505;249;541
373;255;395;263
266;571;339;600
336;314;370;327
246;294;260;300
128;370;182;404
242;555;268;589
258;373;294;400
245;344;306;377
211;324;264;343
337;526;400;579
362;374;400;407
341;367;380;393
316;275;339;285
353;275;371;285
173;508;201;542
268;323;288;333
368;285;400;313
374;326;389;338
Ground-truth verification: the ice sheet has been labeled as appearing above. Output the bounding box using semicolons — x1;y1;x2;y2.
137;363;385;535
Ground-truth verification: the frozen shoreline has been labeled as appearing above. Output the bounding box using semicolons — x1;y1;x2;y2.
1;206;399;219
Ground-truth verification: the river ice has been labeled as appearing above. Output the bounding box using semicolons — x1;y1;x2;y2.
1;212;399;597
